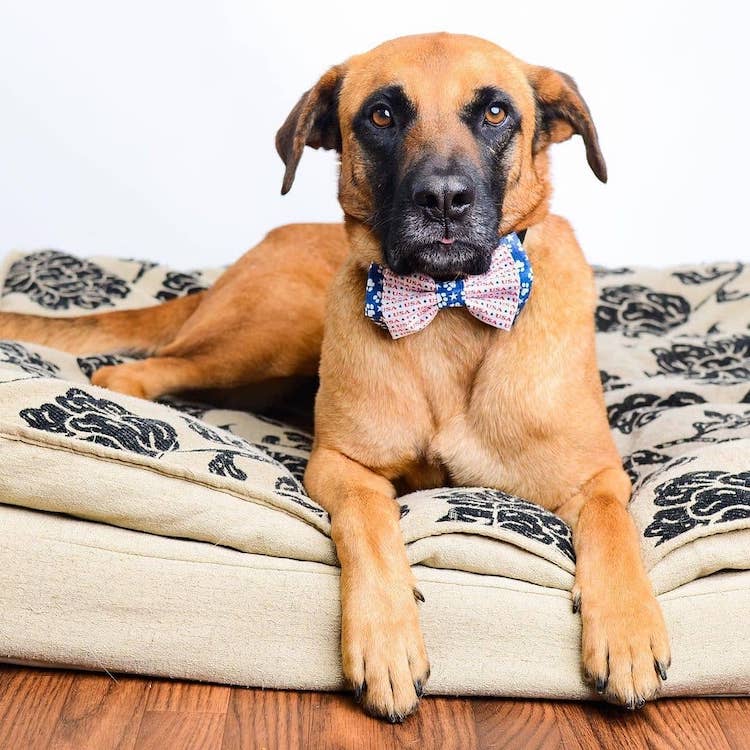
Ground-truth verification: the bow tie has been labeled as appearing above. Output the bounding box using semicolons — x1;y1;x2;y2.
364;232;533;339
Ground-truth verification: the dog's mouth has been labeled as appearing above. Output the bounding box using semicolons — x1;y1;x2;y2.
376;166;502;279
385;237;495;279
380;185;501;278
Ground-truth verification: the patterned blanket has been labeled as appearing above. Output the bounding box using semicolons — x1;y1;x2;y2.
1;249;748;597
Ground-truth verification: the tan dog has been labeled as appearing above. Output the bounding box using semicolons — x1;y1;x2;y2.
0;33;670;721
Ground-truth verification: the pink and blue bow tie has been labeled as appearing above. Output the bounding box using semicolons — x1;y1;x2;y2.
364;232;533;339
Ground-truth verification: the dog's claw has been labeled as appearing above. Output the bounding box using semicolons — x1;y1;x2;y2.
364;704;404;724
624;695;646;711
655;660;668;681
414;679;424;698
413;588;425;603
595;677;608;695
572;593;581;614
353;681;366;704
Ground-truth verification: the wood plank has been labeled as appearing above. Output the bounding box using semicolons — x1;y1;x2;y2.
474;698;562;749
711;698;750;750
305;693;478;750
398;695;477;750
553;701;604;750
49;672;148;750
145;678;231;713
575;700;667;750
0;665;75;749
637;698;731;750
555;698;732;750
222;688;313;750
135;711;226;750
307;691;401;750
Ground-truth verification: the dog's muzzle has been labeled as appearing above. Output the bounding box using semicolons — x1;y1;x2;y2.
384;160;501;278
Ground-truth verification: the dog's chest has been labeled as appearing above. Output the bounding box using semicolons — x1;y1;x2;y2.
398;315;520;490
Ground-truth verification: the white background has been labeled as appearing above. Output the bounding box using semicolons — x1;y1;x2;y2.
1;1;748;268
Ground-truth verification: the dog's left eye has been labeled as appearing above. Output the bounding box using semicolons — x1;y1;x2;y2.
484;103;507;126
370;106;394;128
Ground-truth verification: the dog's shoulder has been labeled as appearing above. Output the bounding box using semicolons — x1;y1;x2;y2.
530;214;588;264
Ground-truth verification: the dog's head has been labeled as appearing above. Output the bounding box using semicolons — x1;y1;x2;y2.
276;33;605;278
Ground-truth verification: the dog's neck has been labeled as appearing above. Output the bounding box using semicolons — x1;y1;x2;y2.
364;231;533;339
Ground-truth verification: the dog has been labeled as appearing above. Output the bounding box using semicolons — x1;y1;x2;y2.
0;33;670;722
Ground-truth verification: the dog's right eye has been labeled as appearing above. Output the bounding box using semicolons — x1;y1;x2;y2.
484;103;507;126
370;106;393;128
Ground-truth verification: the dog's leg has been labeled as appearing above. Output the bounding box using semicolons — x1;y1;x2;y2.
558;467;671;708
90;316;321;400
305;447;430;722
0;292;204;356
91;355;209;400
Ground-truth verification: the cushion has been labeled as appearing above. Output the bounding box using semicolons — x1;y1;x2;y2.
0;247;748;696
3;504;749;698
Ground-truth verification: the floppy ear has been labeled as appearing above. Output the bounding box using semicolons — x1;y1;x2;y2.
527;66;607;183
275;66;344;195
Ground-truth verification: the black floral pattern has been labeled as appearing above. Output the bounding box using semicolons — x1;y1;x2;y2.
651;336;750;384
655;409;750;449
208;450;251;481
592;266;634;277
0;341;60;379
274;476;326;518
76;353;129;379
20;387;179;456
672;265;738;286
596;285;691;336
156;396;211;419
607;391;706;434
154;271;207;302
3;250;131;310
645;471;750;545
181;417;279;474
260;449;308;482
672;263;748;306
599;370;628;392
433;488;575;561
119;258;159;284
622;449;672;487
260;430;313;453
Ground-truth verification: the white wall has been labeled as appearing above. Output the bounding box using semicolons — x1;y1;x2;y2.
1;0;748;269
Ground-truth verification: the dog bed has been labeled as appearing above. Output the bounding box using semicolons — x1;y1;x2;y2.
0;248;748;697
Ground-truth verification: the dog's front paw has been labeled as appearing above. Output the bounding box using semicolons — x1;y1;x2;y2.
341;580;430;722
575;579;670;709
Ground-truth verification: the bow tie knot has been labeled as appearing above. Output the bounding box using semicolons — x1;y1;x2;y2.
365;232;533;339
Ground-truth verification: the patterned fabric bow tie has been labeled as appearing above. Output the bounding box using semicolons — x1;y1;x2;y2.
364;232;533;339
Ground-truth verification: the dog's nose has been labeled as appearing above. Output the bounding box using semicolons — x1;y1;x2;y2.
413;175;475;222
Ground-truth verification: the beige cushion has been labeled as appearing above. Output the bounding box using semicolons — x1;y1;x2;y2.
0;248;748;695
2;504;749;698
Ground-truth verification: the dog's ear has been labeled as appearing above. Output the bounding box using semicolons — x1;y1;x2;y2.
275;66;344;195
527;66;607;183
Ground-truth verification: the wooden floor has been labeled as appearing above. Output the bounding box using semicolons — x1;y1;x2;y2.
0;666;746;750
